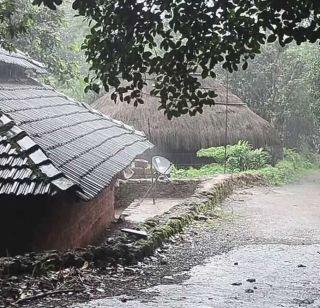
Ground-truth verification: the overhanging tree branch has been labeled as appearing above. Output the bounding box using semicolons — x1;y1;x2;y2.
22;1;320;117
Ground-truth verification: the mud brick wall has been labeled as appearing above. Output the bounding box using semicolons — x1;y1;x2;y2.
0;186;115;256
115;179;200;209
34;186;115;252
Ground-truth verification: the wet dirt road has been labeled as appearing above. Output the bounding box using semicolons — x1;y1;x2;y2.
72;173;320;308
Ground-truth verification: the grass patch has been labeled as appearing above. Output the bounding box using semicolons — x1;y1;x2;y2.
172;163;225;179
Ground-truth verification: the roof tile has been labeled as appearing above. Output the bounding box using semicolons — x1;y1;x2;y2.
0;82;153;199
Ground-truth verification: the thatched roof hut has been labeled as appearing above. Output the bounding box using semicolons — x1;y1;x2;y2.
93;79;282;165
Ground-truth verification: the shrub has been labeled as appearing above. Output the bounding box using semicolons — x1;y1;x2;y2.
197;140;271;172
250;148;316;185
173;144;318;184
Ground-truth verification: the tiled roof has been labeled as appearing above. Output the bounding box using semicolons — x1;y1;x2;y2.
0;114;76;196
0;48;47;74
0;82;153;200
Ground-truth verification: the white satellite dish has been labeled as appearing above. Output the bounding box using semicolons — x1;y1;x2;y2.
134;156;173;207
152;156;173;176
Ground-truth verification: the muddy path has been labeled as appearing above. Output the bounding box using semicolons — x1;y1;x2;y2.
71;172;320;308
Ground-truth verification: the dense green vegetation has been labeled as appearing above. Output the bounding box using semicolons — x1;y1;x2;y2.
52;1;320;119
219;43;320;151
198;141;271;172
172;144;319;186
247;149;318;185
2;0;95;102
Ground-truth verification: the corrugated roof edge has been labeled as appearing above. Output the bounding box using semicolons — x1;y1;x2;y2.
40;83;150;138
0;113;80;196
76;139;154;202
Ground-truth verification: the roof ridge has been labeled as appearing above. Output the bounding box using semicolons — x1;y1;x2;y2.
0;84;47;91
0;48;47;74
0;112;78;195
0;80;147;137
0;48;46;69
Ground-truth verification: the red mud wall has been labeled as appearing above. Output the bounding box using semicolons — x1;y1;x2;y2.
35;186;115;251
0;186;115;256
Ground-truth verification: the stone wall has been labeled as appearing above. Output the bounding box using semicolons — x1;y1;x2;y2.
115;179;200;209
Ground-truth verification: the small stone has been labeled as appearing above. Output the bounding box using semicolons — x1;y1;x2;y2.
194;215;208;221
124;267;136;275
245;289;254;294
121;228;148;238
294;299;314;305
253;286;258;290
231;282;242;286
247;278;256;283
120;298;127;303
160;259;168;265
163;275;174;281
234;262;238;265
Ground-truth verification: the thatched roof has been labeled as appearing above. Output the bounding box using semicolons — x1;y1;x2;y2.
93;79;281;156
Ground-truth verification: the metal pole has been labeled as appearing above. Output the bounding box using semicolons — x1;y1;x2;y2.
224;72;229;174
151;161;156;205
147;118;152;142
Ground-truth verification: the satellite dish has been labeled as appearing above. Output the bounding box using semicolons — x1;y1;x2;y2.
134;156;173;207
152;156;173;175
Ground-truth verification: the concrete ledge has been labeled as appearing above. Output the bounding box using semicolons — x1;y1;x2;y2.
0;173;264;277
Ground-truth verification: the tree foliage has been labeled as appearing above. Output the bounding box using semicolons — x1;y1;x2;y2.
2;1;320;118
0;0;33;50
30;0;320;118
1;0;96;101
223;43;320;150
8;0;77;83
